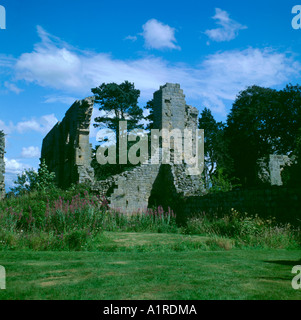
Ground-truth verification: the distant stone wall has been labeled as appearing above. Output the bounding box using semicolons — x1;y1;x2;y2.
258;154;296;186
176;187;301;225
269;155;295;186
41;97;95;188
0;131;5;199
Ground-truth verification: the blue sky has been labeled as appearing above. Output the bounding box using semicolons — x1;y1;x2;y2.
1;0;301;189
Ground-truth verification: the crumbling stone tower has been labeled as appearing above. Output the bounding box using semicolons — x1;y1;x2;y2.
153;83;199;166
0;131;5;199
41;97;95;189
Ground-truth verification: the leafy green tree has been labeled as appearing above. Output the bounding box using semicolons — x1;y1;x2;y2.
278;84;301;151
226;84;301;186
282;128;301;186
145;99;155;130
10;169;38;194
277;84;301;186
36;159;56;191
92;81;143;141
208;167;236;193
11;159;56;194
91;81;144;177
199;108;232;189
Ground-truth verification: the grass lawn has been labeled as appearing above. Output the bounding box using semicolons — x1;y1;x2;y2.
0;232;300;300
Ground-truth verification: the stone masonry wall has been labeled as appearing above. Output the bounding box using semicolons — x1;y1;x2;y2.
92;83;204;213
94;163;161;213
258;154;296;186
176;187;301;225
0;131;5;199
41;97;95;188
269;155;294;186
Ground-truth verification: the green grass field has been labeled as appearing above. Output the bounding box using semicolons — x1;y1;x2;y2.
0;232;300;300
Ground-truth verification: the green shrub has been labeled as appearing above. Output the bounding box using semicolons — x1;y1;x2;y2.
184;209;300;249
64;230;90;251
0;189;177;251
10;159;56;195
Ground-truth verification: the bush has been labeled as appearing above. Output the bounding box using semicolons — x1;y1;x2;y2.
0;190;177;251
64;230;90;251
10;159;56;195
184;208;300;249
99;206;177;233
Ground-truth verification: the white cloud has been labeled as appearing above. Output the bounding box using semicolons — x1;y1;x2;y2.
15;28;173;97
43;95;77;105
0;120;14;134
16;47;82;90
204;8;247;42
4;157;34;190
4;157;30;175
13;27;301;116
15;114;58;134
4;81;23;94
197;48;300;114
0;114;58;135
21;146;40;159
0;54;15;68
141;19;180;50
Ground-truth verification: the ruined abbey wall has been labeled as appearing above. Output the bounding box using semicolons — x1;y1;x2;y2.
0;131;5;199
41;97;95;188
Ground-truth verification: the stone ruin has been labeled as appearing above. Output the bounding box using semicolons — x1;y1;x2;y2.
258;154;296;186
0;131;5;199
40;82;296;212
41;83;204;213
41;97;95;189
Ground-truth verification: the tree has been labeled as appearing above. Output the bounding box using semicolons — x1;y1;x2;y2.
281;129;301;186
11;159;56;194
145;99;155;130
91;81;144;177
92;81;143;140
278;84;301;152
226;84;301;186
198;108;232;189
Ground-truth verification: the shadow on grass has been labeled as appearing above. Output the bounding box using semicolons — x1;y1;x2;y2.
263;259;301;266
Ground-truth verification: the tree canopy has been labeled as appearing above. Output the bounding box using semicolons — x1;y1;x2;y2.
92;81;144;133
226;84;301;186
199;109;227;177
198;108;234;191
11;159;56;194
91;81;144;179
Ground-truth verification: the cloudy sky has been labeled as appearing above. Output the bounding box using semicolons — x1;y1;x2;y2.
1;0;301;189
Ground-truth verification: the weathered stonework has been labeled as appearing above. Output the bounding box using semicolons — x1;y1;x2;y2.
92;83;204;213
269;154;295;186
42;83;204;213
41;97;95;188
0;131;5;199
258;154;296;186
